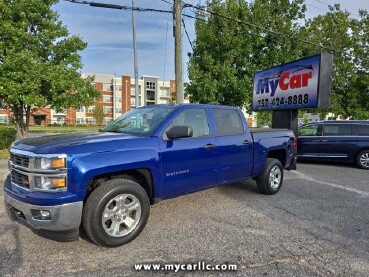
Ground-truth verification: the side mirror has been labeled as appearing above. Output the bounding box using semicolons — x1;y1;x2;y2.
166;125;193;140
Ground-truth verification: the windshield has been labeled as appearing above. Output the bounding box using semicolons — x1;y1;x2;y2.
102;106;174;135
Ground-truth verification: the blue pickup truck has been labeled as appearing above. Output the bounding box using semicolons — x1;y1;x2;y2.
4;104;296;247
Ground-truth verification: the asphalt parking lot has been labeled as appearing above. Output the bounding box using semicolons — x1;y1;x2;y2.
1;161;368;276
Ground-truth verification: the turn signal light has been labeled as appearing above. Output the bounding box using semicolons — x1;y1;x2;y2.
50;158;66;168
51;178;66;188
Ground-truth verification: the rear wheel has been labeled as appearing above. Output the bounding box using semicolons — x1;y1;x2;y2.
256;158;284;195
356;150;369;170
83;179;150;247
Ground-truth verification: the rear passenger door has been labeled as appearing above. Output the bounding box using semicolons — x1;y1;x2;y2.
320;123;356;160
212;108;253;184
297;123;321;157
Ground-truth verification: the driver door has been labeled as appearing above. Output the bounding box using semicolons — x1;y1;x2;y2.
159;108;217;197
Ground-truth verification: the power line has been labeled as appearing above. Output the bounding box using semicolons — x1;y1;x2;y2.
182;17;194;51
311;0;361;18
62;0;173;13
182;1;369;64
160;0;173;5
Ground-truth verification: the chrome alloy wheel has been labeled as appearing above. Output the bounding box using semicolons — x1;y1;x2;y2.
102;194;142;237
269;165;282;189
360;152;369;168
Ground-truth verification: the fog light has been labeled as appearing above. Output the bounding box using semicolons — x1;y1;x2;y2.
31;209;51;220
51;178;66;188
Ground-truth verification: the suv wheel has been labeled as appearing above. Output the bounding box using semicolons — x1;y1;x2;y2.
356;150;369;170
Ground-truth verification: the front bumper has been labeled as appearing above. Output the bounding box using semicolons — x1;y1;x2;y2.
4;190;83;232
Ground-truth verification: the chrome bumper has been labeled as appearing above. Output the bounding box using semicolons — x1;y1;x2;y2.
4;192;83;231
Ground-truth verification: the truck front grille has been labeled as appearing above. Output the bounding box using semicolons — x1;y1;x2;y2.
10;153;30;168
11;171;30;189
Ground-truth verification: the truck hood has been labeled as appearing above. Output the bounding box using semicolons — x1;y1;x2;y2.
12;132;146;155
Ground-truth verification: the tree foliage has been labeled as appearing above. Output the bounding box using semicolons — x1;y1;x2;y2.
0;0;100;138
187;0;306;109
187;0;369;120
92;103;105;126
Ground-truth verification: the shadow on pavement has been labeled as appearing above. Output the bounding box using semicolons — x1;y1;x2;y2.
0;223;23;276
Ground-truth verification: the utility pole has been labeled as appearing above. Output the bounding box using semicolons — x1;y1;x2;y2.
174;0;184;104
132;0;139;108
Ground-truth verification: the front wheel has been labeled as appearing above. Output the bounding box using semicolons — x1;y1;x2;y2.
83;179;150;247
256;158;284;195
356;150;369;170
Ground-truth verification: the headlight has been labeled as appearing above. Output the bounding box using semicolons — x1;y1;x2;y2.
34;157;66;170
34;176;67;190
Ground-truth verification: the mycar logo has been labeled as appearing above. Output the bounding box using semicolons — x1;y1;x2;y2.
256;65;314;97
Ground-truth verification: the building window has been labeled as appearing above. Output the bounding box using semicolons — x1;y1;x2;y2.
116;85;122;92
103;118;113;126
76;118;85;125
147;90;156;101
0;115;9;124
76;106;85;113
131;96;142;106
116;96;122;103
146;82;156;90
88;106;95;113
103;106;112;114
87;118;96;125
103;95;112;103
116;108;122;113
103;84;111;91
161;89;170;97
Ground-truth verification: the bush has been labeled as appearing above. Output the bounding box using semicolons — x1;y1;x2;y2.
0;125;16;149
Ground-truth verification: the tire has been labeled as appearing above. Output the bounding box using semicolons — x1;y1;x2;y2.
82;179;150;247
356;150;369;170
256;158;284;195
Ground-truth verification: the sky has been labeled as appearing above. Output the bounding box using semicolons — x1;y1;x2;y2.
54;0;369;82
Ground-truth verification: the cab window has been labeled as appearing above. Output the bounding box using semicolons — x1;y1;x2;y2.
169;108;210;138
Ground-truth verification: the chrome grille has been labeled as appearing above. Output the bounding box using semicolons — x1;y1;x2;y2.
11;171;30;189
10;153;30;168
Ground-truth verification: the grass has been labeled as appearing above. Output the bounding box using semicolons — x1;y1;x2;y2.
29;125;100;133
0;148;9;160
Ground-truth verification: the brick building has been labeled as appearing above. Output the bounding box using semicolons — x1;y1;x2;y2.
0;74;189;126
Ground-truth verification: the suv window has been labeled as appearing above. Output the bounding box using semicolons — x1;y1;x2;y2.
170;108;210;138
323;124;351;136
213;109;244;136
352;124;369;136
298;124;318;136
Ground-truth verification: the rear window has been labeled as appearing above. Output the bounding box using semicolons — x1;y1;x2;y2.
323;124;351;136
213;109;244;136
352;124;369;136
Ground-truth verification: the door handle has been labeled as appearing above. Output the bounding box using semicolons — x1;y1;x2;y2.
243;140;252;145
204;143;216;149
321;140;328;142
312;139;321;142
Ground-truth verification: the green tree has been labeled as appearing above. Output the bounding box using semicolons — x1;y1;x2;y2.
92;103;105;126
186;0;306;108
0;0;99;139
301;4;369;119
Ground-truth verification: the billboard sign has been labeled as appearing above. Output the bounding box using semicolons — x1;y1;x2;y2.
252;54;333;111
